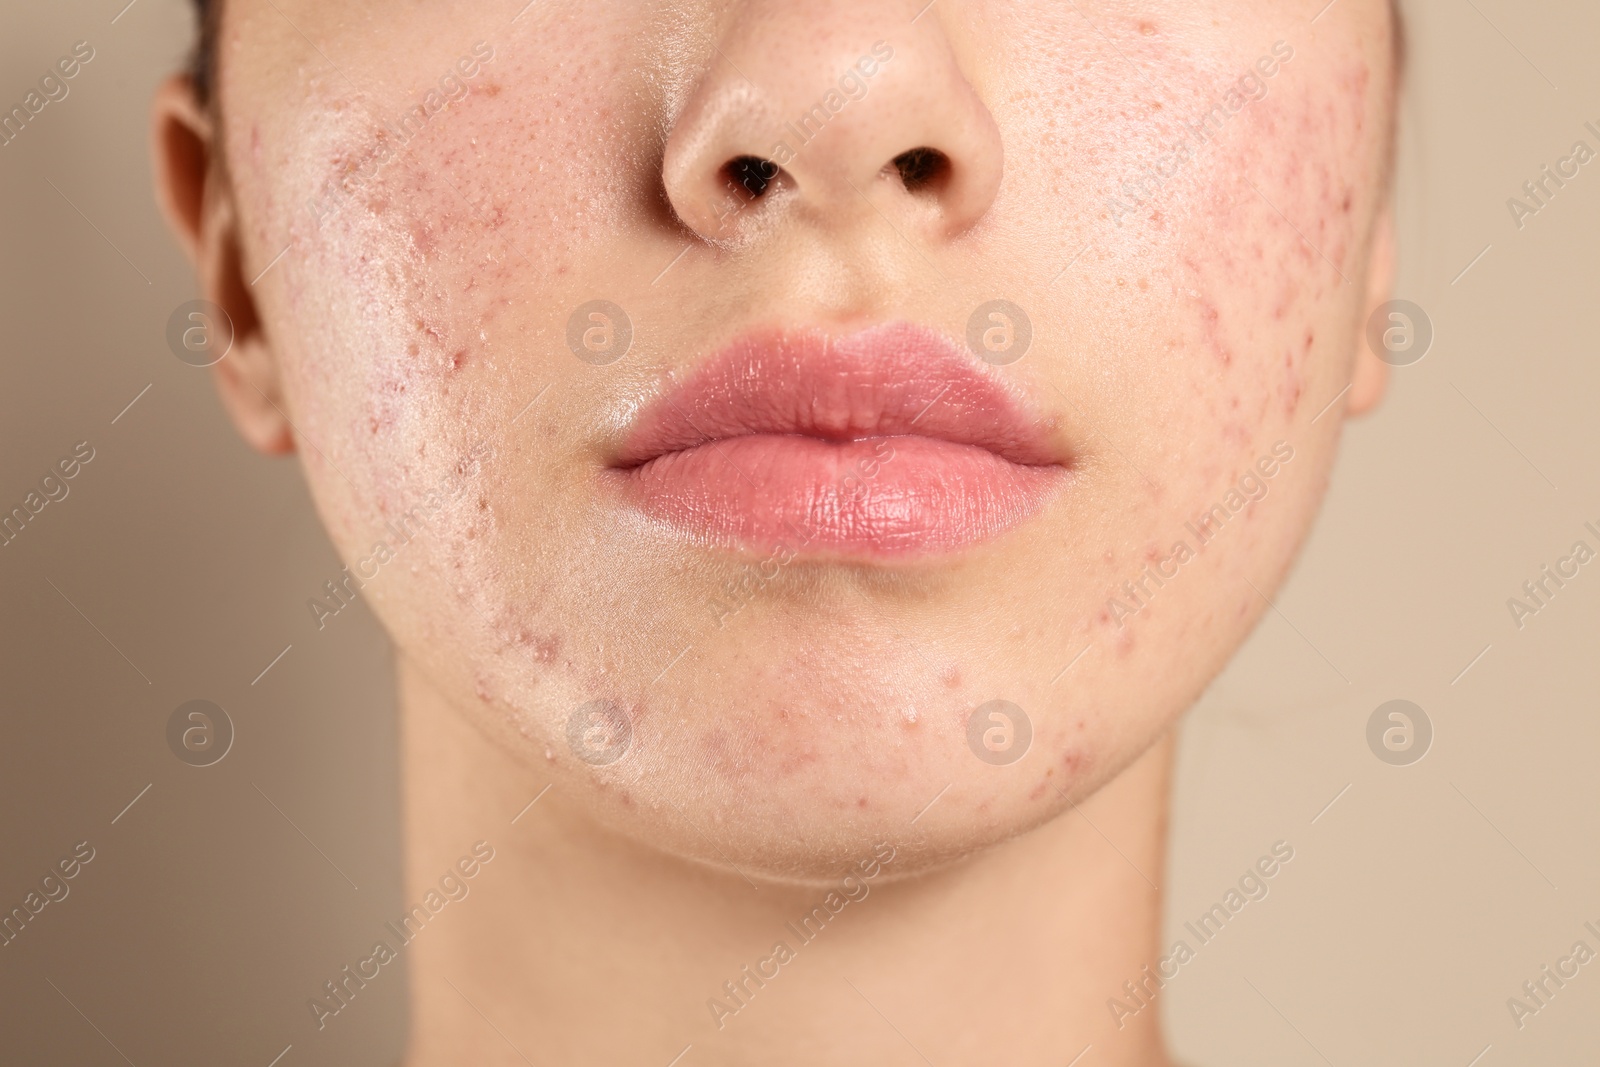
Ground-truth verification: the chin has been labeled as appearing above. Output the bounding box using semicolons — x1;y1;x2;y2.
497;655;1135;885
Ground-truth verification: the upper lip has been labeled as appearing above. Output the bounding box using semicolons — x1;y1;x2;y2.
612;321;1066;468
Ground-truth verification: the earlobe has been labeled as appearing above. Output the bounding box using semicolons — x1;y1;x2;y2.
150;74;295;456
1345;204;1396;419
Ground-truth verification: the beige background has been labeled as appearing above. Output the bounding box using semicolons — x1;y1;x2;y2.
1;1;1595;1064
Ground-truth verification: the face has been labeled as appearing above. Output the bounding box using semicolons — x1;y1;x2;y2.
170;0;1396;882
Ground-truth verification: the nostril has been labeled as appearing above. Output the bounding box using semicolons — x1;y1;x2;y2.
725;155;780;198
891;147;950;193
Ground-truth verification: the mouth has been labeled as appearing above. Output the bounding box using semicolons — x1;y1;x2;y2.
608;321;1071;557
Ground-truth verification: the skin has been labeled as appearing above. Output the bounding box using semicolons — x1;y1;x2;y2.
153;1;1397;1063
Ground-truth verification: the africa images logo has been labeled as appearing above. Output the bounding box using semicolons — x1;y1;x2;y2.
705;843;896;1030
306;842;495;1030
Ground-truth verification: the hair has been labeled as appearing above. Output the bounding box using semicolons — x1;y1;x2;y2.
188;0;219;107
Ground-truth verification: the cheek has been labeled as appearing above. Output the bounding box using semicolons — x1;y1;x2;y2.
1174;62;1374;427
1007;20;1378;443
253;39;657;521
985;24;1383;697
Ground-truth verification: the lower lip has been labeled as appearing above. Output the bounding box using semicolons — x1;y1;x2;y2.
616;434;1064;556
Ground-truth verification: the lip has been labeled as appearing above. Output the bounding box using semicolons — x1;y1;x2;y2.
609;321;1069;556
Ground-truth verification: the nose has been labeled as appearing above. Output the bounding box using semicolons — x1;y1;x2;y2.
660;0;1004;243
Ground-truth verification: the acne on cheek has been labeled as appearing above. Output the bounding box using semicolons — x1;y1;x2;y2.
1051;20;1377;442
294;53;658;511
307;192;608;730
1171;56;1375;430
1026;743;1094;802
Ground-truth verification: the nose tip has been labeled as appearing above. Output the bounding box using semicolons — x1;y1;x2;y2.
660;10;1003;244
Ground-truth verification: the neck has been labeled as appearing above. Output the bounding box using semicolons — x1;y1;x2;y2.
397;657;1176;1067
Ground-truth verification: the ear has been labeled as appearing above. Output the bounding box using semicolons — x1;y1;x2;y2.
151;73;294;455
1345;201;1395;419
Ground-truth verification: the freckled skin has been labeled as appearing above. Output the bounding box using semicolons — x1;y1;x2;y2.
210;0;1396;882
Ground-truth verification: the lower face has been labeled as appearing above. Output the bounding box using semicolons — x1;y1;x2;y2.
224;0;1393;880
